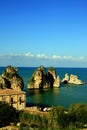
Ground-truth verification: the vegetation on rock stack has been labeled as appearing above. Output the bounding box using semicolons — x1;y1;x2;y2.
28;66;60;89
0;65;24;91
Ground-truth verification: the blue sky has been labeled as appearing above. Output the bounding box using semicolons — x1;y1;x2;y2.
0;0;87;67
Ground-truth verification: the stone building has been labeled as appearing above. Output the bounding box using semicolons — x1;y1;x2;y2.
0;89;26;110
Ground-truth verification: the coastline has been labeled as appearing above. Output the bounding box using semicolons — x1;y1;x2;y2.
0;67;87;108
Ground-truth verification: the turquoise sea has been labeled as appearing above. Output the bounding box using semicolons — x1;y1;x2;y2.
0;67;87;108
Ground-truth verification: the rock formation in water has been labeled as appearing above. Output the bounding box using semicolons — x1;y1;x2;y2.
62;73;84;85
54;76;61;87
62;73;69;84
0;66;24;91
68;74;84;85
48;67;60;88
28;66;60;89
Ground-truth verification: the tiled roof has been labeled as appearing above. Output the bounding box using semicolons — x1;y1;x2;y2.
0;89;26;96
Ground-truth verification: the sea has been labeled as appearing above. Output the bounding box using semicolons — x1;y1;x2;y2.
0;67;87;108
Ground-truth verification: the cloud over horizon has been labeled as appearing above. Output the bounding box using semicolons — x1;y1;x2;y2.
24;52;85;61
0;52;86;67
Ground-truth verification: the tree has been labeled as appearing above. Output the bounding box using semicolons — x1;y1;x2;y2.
0;102;18;126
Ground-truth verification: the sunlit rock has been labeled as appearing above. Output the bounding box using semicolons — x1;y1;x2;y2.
28;66;60;89
62;73;84;85
0;65;24;91
54;76;60;88
68;74;84;85
28;66;47;89
62;73;69;84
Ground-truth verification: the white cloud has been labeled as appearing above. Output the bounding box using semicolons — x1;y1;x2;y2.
0;53;86;62
52;55;61;59
63;56;73;60
0;53;87;67
79;56;84;60
24;52;34;57
62;55;85;62
36;54;48;59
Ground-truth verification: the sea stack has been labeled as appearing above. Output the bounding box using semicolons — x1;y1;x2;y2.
28;66;60;89
0;65;24;91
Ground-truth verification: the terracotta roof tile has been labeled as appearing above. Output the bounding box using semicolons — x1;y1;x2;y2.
0;89;26;96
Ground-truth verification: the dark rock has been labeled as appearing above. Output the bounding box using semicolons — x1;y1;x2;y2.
62;80;68;84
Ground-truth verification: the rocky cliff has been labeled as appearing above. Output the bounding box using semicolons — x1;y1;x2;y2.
0;66;24;91
28;66;60;89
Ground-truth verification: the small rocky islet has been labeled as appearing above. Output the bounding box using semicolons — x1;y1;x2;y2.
62;73;84;85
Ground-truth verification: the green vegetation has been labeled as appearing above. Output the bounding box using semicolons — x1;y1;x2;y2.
0;102;87;130
48;66;55;72
19;103;87;130
69;103;87;128
0;102;18;127
19;111;48;129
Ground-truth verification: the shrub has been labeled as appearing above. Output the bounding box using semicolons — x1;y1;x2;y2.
19;111;49;129
69;103;87;127
0;102;18;127
49;106;70;128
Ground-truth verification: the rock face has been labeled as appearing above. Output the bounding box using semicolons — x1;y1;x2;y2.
68;74;84;85
0;66;24;91
28;66;60;89
62;73;69;84
54;76;61;88
62;73;84;85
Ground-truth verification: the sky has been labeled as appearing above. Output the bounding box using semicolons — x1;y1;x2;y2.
0;0;87;67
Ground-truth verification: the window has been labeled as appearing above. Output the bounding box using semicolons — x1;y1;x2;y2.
2;97;6;103
11;97;13;105
19;97;22;105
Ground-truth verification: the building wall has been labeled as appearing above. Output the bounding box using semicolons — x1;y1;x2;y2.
17;93;26;110
0;92;26;110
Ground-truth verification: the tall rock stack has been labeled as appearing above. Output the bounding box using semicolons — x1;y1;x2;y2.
28;66;49;89
47;67;60;88
0;66;24;91
28;66;60;89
